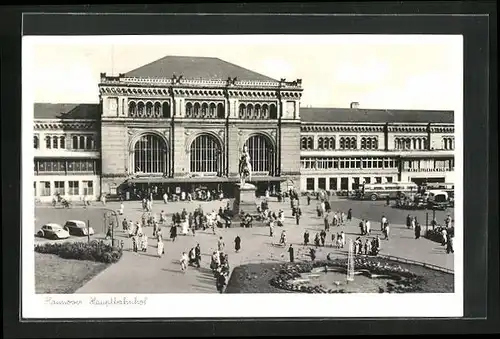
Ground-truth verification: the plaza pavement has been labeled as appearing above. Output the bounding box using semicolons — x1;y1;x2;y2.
72;196;454;294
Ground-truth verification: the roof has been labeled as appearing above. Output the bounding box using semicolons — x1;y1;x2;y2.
34;103;100;120
300;107;454;124
125;55;277;82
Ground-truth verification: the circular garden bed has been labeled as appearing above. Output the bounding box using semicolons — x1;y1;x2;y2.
225;256;453;294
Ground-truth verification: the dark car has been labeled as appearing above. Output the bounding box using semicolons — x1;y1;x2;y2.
63;220;95;236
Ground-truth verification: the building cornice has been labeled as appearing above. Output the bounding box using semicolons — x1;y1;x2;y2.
33;120;98;131
301;124;385;133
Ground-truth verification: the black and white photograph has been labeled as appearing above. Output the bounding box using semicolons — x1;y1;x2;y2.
22;34;463;318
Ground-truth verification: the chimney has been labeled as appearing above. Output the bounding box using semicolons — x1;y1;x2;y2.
350;102;360;109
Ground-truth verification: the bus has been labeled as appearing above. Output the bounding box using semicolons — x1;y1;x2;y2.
355;182;419;201
423;182;454;194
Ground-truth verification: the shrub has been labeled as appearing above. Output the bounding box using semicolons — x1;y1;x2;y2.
35;240;123;264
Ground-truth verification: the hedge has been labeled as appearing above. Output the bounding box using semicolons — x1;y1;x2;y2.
35;240;123;264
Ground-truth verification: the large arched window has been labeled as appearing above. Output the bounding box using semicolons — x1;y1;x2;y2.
34;136;39;149
307;137;313;150
79;136;86;150
245;134;274;173
361;137;367;149
190;134;221;173
134;134;167;174
247;104;254;119
128;102;137;116
72;136;78;149
52;136;59;149
350;137;357;149
59;136;65;149
255;104;261;119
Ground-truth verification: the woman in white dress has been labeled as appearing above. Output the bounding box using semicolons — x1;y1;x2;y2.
156;229;164;257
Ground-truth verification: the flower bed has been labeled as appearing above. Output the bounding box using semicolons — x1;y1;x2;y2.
35;240;123;264
269;257;425;293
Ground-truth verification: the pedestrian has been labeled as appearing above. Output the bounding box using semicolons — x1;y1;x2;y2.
384;223;390;240
314;233;321;247
195;243;201;267
406;214;412;229
101;194;106;206
441;228;448;246
234;235;241;253
216;272;227;293
365;220;371;236
386;196;390;206
295;208;301;225
446;234;454;254
119;202;124;215
163;192;168;204
288;244;295;262
415;222;421;239
365;239;372;255
180;252;188;271
157;236;164;257
141;233;148;252
309;247;316;261
303;230;310;246
218;236;225;252
122;218;128;231
381;215;387;231
359;220;365;235
269;220;274;237
170;224;177;242
340;231;346;248
320;229;326;246
347;208;352;222
280;230;287;246
324;213;330;231
411;217;416;230
307;195;311;205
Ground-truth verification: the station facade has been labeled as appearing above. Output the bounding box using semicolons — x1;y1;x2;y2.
32;56;455;202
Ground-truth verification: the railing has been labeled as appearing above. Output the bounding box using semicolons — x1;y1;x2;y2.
377;253;454;274
404;168;454;172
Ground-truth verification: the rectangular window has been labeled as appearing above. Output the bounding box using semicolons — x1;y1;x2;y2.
306;178;315;191
318;178;326;190
54;181;65;195
364;177;371;184
384;159;389;168
68;181;79;195
352;177;360;190
355;159;361;169
329;178;337;190
378;160;383;168
340;177;349;190
333;159;339;169
375;177;382;184
386;177;393;183
40;181;51;196
34;181;36;196
83;181;94;195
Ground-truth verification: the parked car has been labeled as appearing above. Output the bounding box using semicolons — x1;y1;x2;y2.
37;223;70;240
63;220;94;236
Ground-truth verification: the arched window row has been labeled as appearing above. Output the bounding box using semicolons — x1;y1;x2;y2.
360;137;379;150
129;100;171;118
339;136;357;150
43;135;66;150
133;134;168;174
238;103;278;119
190;134;221;173
394;137;427;150
185;102;225;119
442;137;454;150
71;135;96;150
301;136;314;150
317;137;336;150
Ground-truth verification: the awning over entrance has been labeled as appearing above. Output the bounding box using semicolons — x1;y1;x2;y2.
126;175;286;184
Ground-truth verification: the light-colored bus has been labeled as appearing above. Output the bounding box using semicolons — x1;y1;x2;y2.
427;190;451;210
356;182;419;201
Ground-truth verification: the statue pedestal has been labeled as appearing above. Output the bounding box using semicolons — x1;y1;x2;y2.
233;183;257;216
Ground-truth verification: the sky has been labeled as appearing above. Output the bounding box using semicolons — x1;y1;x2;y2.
25;35;463;111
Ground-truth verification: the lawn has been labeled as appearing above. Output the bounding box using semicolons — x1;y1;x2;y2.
225;258;454;294
35;252;110;294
